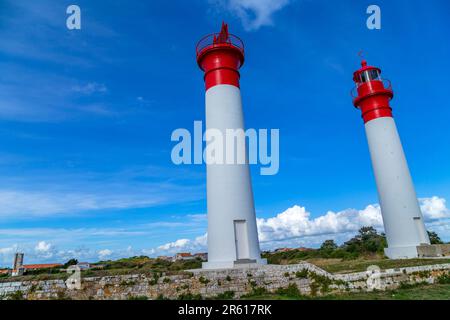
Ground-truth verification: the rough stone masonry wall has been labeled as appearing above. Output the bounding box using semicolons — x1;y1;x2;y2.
1;262;449;300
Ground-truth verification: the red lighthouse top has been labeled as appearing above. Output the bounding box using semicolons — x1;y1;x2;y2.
196;22;245;90
352;59;394;123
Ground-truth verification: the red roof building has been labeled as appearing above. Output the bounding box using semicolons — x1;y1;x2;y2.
23;263;62;270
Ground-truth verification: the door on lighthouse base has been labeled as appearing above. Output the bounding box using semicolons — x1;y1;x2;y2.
234;220;250;261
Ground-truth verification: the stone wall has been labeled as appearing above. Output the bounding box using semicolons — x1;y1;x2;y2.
1;262;449;300
417;244;450;257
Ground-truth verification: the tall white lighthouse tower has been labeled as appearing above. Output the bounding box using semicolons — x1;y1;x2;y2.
196;23;266;269
352;59;430;259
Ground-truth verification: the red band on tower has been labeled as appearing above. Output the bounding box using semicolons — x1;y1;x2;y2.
196;23;245;91
352;60;394;124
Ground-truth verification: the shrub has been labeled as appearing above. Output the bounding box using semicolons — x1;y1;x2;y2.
163;277;171;284
7;291;24;300
178;292;202;300
276;283;302;298
295;269;308;279
428;231;444;245
437;272;450;284
214;291;235;300
55;290;71;300
319;240;338;257
63;259;78;268
225;275;232;282
120;280;136;286
199;276;210;285
309;272;332;293
149;273;160;285
246;286;267;297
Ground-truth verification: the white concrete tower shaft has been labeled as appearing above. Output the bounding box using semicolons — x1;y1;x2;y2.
196;23;266;269
353;60;430;259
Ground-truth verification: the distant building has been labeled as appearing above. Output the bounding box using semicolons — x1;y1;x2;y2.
174;253;195;261
297;247;313;252
12;253;25;277
76;262;91;270
23;264;62;271
0;269;9;275
193;253;208;261
13;253;24;270
10;253;63;277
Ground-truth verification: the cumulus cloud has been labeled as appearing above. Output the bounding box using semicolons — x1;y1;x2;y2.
257;197;449;243
34;241;55;259
145;234;208;256
35;241;52;253
98;249;113;259
257;204;383;242
420;196;450;220
212;0;292;30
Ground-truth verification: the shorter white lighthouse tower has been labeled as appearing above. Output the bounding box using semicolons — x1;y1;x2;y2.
196;23;266;269
352;59;430;259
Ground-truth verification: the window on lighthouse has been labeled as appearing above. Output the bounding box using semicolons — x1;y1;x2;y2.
359;69;381;84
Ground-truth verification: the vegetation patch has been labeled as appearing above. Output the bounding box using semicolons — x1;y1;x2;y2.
211;291;235;300
276;283;303;299
178;292;202;300
128;295;148;300
6;291;24;300
436;272;450;284
199;276;210;285
295;269;309;279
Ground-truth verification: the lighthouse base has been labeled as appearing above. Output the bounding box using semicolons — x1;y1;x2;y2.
202;258;267;270
384;246;420;259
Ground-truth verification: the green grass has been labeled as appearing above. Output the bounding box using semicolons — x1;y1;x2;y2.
310;258;450;274
242;284;450;300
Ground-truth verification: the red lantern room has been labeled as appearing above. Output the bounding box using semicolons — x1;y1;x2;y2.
196;22;245;91
352;60;394;123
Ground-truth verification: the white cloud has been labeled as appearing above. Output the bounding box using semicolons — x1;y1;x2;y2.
72;82;108;95
420;196;450;220
0;190;158;217
146;234;208;256
257;197;449;243
0;246;15;255
0;183;203;219
0;165;204;219
98;249;113;259
35;241;52;253
157;239;191;251
212;0;292;30
34;241;55;259
256;204;383;242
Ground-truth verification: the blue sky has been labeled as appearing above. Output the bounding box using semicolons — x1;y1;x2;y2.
0;0;449;267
